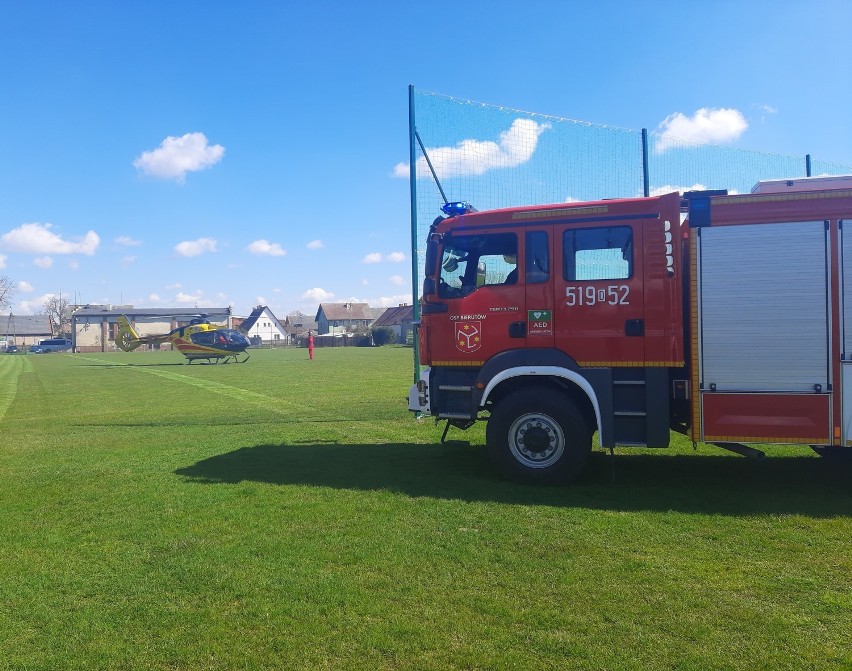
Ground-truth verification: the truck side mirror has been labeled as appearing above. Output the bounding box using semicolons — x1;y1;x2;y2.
425;235;440;278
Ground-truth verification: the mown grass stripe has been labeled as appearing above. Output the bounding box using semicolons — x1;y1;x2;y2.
75;355;304;415
0;356;28;424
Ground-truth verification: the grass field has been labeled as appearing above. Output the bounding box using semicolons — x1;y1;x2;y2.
0;347;850;670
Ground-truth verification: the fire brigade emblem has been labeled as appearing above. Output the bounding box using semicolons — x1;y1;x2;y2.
455;321;482;353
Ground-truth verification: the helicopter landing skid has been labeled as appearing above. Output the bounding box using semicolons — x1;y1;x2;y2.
187;353;250;365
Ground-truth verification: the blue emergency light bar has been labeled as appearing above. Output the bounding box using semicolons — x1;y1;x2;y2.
441;201;477;217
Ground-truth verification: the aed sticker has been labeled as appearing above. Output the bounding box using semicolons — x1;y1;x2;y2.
528;309;552;336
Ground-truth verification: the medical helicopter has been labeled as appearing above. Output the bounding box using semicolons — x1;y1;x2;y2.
115;313;252;364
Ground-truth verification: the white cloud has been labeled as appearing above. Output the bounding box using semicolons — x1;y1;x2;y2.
149;293;161;303
363;251;405;264
121;256;136;267
303;287;334;302
256;296;266;304
175;238;217;257
394;118;550;179
0;254;6;268
115;235;141;246
307;239;324;250
0;222;100;255
655;108;747;153
247;239;286;256
133;132;225;183
68;259;79;271
166;282;182;290
390;274;405;286
175;291;202;304
17;293;54;314
754;103;778;123
34;256;53;269
17;280;33;292
16;300;41;315
343;294;412;308
648;183;708;197
754;105;778;123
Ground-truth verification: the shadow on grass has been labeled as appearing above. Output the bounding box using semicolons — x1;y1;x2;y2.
175;443;852;516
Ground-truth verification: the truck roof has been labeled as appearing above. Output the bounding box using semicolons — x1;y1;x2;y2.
751;175;852;193
438;192;682;230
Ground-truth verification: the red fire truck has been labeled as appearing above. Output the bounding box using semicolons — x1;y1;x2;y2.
408;176;852;482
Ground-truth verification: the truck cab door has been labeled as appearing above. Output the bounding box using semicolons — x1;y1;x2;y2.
433;229;526;364
554;222;645;365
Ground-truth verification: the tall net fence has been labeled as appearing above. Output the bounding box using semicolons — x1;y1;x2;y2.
407;88;852;304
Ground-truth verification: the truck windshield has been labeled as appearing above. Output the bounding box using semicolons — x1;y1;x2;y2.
438;233;517;298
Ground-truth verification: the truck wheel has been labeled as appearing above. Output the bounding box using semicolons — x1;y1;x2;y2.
486;389;592;484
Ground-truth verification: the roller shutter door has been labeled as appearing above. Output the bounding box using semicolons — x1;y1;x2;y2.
699;220;828;392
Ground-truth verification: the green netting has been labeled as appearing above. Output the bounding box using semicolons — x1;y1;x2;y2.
647;139;806;195
408;88;852;308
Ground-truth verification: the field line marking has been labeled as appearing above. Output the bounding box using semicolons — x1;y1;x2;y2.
0;356;26;423
76;356;303;414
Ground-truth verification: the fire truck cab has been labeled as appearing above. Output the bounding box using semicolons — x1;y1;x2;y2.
409;179;852;483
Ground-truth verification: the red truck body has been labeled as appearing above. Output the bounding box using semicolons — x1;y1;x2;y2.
409;177;852;482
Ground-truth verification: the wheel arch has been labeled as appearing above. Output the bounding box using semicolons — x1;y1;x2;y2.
480;366;602;439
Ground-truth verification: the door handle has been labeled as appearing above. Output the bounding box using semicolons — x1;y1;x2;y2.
625;319;644;336
509;321;526;338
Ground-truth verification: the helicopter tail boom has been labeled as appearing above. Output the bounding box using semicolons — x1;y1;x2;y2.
115;315;144;351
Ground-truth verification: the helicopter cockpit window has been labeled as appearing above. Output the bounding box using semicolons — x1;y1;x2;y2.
438;233;518;298
191;331;215;345
225;330;248;344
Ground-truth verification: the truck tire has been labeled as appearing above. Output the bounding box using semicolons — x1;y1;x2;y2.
486;389;592;484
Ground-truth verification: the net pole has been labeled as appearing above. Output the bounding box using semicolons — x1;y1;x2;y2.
408;85;421;383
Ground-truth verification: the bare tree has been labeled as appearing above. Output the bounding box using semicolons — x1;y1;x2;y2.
43;294;70;337
0;275;13;312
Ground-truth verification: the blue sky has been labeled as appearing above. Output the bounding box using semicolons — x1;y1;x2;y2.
1;0;850;318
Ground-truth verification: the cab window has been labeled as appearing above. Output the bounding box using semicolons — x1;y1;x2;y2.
438;233;518;298
563;226;633;280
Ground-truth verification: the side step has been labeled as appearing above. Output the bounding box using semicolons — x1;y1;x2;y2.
610;369;670;447
437;384;474;419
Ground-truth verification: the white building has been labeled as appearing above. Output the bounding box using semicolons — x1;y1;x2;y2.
237;306;288;345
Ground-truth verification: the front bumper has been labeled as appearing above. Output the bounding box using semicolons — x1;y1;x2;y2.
408;367;431;413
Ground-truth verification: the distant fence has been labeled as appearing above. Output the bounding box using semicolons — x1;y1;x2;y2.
297;334;372;348
405;87;852;374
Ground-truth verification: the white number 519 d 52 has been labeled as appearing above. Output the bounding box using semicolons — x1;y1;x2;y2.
565;285;629;307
